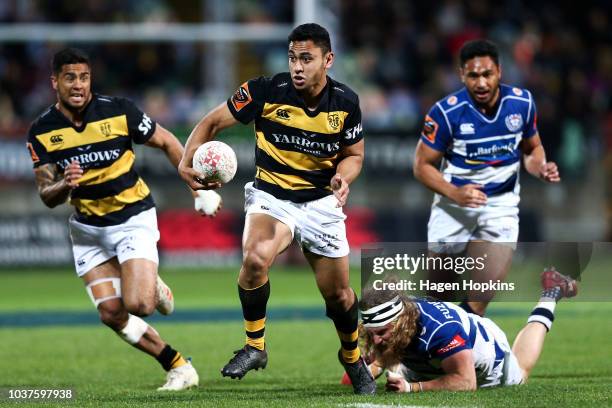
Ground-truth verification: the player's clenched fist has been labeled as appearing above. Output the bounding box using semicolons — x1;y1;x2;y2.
539;161;560;183
331;174;349;207
63;160;83;189
450;184;487;208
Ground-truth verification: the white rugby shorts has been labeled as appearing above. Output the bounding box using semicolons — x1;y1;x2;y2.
428;195;519;254
69;207;160;276
244;182;349;258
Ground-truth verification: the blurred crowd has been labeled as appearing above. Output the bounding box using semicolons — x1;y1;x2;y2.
0;0;610;179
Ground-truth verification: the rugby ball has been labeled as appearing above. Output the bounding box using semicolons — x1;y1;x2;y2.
192;141;238;184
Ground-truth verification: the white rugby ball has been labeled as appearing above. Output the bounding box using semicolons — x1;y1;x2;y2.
192;141;238;184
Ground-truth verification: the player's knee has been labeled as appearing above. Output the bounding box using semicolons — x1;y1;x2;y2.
123;298;156;317
98;303;128;330
242;250;271;279
322;287;353;310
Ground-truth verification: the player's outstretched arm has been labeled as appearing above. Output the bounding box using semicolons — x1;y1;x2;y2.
145;123;185;169
178;102;239;190
332;139;364;207
413;140;487;207
34;161;82;208
521;133;561;183
386;349;477;393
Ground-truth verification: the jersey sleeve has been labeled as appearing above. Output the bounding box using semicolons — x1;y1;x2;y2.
227;77;267;124
420;105;452;152
341;99;363;146
117;98;157;144
523;92;538;138
26;125;52;168
427;322;471;360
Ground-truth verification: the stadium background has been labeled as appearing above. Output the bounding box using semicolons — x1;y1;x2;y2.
0;0;610;267
0;2;611;407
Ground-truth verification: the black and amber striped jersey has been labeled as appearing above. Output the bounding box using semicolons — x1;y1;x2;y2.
227;72;363;203
27;94;157;226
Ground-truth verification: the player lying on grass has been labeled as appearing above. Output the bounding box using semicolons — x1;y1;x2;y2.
341;268;577;391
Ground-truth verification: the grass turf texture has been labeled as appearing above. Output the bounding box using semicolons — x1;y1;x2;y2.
0;267;611;407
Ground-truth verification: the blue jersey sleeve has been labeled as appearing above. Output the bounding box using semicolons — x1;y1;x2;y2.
427;322;471;360
523;92;538;139
420;105;452;152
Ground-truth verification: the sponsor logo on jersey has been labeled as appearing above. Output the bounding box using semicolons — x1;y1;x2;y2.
422;115;439;143
512;87;523;96
505;114;523;132
231;82;252;112
344;122;362;140
58;149;122;169
437;334;466;354
50;134;64;144
270;133;340;155
447;96;458;105
26;142;40;163
276;108;290;119
460;123;475;135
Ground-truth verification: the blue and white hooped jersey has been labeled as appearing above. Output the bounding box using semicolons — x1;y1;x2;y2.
401;300;507;385
420;84;537;205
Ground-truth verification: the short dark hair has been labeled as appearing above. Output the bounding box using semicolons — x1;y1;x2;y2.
52;48;90;74
459;39;499;66
288;23;331;54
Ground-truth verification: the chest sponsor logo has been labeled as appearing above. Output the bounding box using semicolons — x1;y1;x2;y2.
57;149;122;169
271;133;340;155
466;138;516;161
460;123;475;135
505;113;523;132
50;135;64;144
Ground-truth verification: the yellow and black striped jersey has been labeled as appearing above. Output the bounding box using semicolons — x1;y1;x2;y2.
27;94;157;226
227;72;363;203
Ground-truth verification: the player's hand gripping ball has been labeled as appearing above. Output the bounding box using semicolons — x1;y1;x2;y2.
192;141;238;184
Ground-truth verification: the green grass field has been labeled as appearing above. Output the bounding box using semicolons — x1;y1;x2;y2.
0;267;611;407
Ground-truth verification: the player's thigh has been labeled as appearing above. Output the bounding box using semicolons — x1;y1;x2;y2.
120;258;158;312
297;193;349;258
80;258;127;324
428;203;477;254
304;251;351;302
242;212;293;267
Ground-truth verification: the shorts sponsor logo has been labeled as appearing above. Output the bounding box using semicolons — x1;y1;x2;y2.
260;205;270;211
77;259;86;266
437;334;466;354
421;115;439;143
231;82;252;112
505;114;523;132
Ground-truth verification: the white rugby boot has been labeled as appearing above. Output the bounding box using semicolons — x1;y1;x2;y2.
157;360;199;391
156;275;175;315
